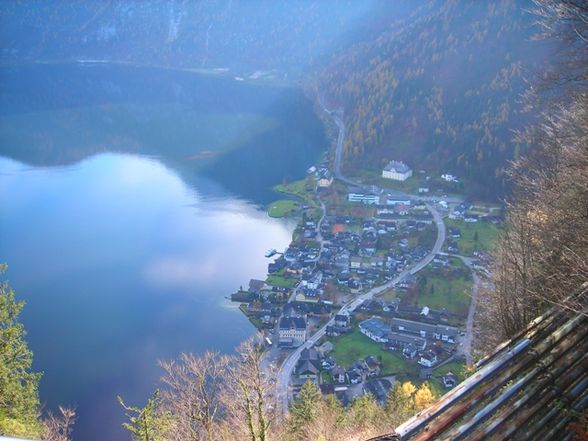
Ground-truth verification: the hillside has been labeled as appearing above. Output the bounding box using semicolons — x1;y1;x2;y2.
317;0;550;199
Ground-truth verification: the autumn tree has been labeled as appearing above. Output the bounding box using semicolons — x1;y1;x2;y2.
220;339;278;441
159;351;229;441
345;393;386;439
299;394;345;441
43;406;76;441
414;383;435;411
478;0;588;347
288;380;322;436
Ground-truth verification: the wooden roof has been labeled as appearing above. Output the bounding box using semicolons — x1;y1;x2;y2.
368;284;588;441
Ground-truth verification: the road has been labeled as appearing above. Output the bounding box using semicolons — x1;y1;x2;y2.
450;254;490;365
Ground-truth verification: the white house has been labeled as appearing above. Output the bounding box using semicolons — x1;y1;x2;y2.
382;161;413;181
418;350;438;367
348;193;380;204
317;169;333;188
441;173;459;183
278;317;307;347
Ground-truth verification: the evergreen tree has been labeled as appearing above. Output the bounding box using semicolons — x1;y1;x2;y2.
119;390;170;441
0;264;42;438
288;380;321;432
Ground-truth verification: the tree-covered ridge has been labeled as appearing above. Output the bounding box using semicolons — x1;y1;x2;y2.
0;0;398;73
318;0;549;198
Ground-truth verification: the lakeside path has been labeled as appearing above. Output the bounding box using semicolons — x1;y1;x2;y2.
275;97;448;413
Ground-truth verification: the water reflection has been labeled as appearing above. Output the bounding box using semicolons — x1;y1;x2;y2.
0;153;295;441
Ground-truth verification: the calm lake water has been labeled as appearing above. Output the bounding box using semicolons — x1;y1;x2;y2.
0;64;325;441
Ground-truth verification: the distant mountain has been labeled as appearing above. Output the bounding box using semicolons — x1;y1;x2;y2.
0;0;404;76
1;0;551;198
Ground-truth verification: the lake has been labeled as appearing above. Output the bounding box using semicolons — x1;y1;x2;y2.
0;64;326;441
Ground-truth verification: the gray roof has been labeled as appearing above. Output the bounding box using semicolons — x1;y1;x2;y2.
384;160;411;173
297;360;319;375
300;347;319;361
364;378;393;402
390;317;459;337
279;316;306;331
387;331;426;348
360;318;391;338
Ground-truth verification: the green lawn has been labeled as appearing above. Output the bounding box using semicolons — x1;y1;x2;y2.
267;199;299;218
266;270;297;289
330;329;408;375
429;361;469;396
445;218;500;256
418;275;471;316
274;179;321;211
417;264;472;316
378;288;398;301
432;361;467;380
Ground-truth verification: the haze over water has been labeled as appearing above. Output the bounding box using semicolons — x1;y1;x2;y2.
0;64;326;440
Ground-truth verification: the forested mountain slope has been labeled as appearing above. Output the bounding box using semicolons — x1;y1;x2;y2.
317;0;550;198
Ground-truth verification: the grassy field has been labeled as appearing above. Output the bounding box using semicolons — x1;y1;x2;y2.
416;263;472;316
266;270;297;288
274;179;321;212
429;360;468;396
432;361;468;379
267;199;299;218
378;288;398;302
445;218;500;256
329;328;408;375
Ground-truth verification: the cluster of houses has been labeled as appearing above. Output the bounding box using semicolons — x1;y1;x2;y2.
229;165;478;405
449;201;502;224
308;165;334;188
359;316;459;368
264;209;436;308
292;345;393;405
235;201;444;351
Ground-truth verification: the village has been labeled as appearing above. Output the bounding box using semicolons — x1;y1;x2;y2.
231;159;501;406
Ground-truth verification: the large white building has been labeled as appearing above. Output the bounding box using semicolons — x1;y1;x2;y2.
278;317;307;347
382;160;413;181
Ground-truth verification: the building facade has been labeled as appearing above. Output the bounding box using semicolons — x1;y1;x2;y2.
278;317;307;347
382;160;413;181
